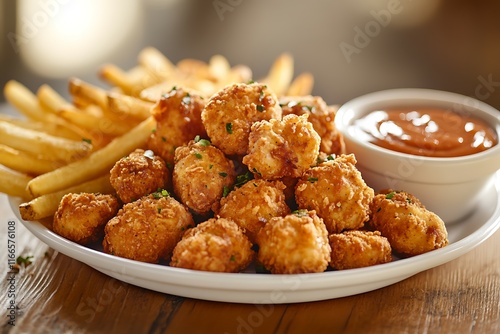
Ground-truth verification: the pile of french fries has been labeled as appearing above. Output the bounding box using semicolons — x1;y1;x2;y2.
0;47;315;222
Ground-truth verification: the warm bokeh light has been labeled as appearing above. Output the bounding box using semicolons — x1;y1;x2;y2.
17;0;143;78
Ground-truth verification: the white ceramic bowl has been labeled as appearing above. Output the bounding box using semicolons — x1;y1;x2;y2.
335;88;500;223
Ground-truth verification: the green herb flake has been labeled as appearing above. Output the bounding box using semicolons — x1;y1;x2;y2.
219;172;228;177
209;164;213;169
222;186;231;197
256;104;265;112
194;152;203;159
82;138;92;144
161;136;167;142
152;189;170;199
157;207;162;214
385;192;396;200
252;168;262;177
307;177;318;183
406;197;412;204
16;255;34;267
226;122;233;134
235;171;253;187
230;255;236;262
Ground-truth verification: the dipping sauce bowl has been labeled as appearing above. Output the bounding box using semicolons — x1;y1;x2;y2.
335;88;500;223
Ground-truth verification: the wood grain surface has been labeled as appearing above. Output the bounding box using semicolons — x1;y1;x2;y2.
1;193;499;334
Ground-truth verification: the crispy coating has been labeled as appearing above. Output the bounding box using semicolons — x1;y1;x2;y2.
256;210;331;274
201;82;282;156
173;139;236;216
329;230;392;270
53;193;119;245
369;190;448;257
146;87;207;164
295;154;374;234
103;194;194;263
216;179;291;243
110;148;170;203
280;96;345;155
170;217;254;272
242;114;321;180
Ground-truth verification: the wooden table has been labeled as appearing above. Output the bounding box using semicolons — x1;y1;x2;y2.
1;193;499;334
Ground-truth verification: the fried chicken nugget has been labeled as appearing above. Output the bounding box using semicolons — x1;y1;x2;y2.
216;179;291;243
173;138;236;216
242;113;321;180
256;210;331;274
110;148;170;203
146;86;207;164
170;217;254;272
280;96;345;155
369;190;448;257
53;192;119;245
329;230;392;270
201;82;282;156
103;193;194;263
295;154;374;234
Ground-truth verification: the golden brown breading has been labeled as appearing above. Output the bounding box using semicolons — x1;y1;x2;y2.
170;217;254;272
201;82;282;156
53;192;119;245
369;190;448;257
256;210;331;274
216;179;291;243
280;96;345;155
329;230;392;270
242;113;321;180
173;139;236;216
103;193;194;263
295;154;374;234
110;148;170;203
146;86;206;164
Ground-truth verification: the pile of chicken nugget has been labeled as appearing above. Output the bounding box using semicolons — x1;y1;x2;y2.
47;51;449;274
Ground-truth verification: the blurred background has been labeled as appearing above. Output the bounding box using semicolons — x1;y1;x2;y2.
1;0;500;109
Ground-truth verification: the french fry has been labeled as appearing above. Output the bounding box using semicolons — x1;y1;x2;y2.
37;84;68;113
19;173;113;221
286;72;314;96
4;80;59;122
68;78;108;110
0;121;91;163
0;114;82;141
0;168;32;199
100;64;159;97
0;144;63;175
208;54;231;81
138;46;175;80
106;92;153;121
58;105;133;137
261;53;294;97
27;116;156;197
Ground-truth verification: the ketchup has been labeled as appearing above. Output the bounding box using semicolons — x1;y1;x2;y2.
354;108;498;157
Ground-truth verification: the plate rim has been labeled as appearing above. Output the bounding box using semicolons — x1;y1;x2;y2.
7;172;500;302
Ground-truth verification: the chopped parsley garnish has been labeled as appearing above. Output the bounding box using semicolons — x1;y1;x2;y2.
229;255;236;262
194;135;211;147
252;168;262;177
219;172;228;177
151;128;156;133
235;171;253;187
226;122;233;134
82;138;92;144
143;149;155;160
385;192;396;199
17;255;34;267
157;207;162;214
222;186;231;197
161;136;167;142
152;189;170;199
194;152;203;159
247;80;255;84
307;177;318;183
256;104;265;112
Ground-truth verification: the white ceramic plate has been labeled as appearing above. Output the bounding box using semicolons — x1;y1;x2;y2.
9;172;500;304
